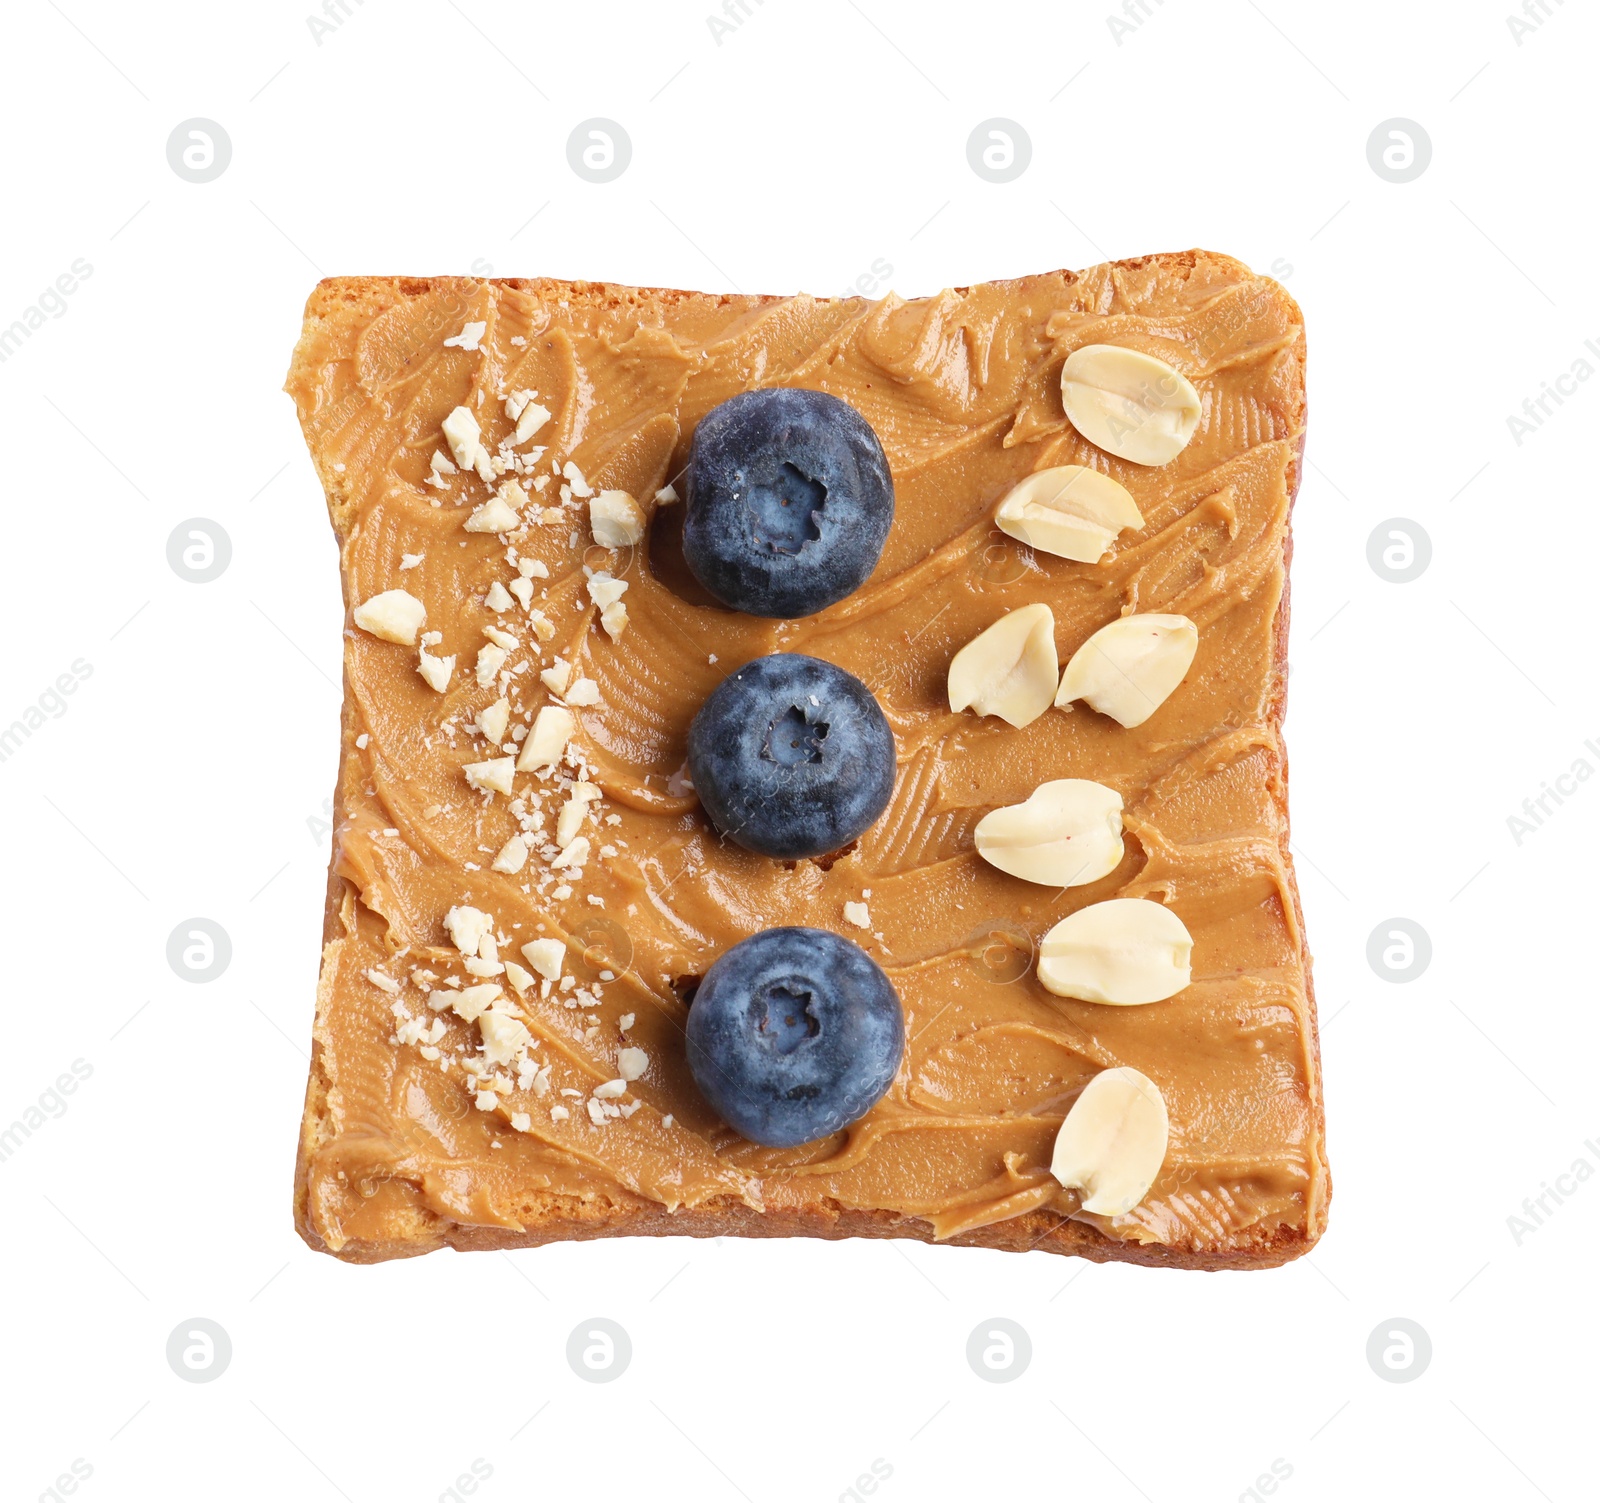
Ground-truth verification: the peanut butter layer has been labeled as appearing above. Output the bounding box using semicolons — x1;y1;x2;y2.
286;253;1326;1264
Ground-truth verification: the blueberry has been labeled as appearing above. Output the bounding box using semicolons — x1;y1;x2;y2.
688;653;896;860
683;388;895;617
685;927;904;1146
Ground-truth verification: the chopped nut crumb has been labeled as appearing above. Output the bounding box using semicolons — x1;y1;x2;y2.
443;320;486;352
466;493;519;534
448;984;502;1022
354;590;426;646
505;389;551;444
555;795;589;847
480;1009;532;1066
418;646;455;693
476;642;509;687
517;705;574;771
442;405;494;482
477;697;511;744
590;490;646;547
520;937;564;980
552;835;590;870
464;756;516;796
586;575;627;610
618;1047;648;1081
541;658;573;695
444;906;494;955
491;834;529;873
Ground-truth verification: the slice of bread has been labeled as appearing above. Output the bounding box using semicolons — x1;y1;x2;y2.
286;252;1326;1268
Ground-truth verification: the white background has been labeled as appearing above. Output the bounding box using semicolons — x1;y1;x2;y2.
2;1;1595;1500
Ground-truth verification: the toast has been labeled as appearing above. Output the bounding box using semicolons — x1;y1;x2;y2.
285;252;1326;1267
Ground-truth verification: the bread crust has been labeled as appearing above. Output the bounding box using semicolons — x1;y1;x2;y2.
291;252;1324;1269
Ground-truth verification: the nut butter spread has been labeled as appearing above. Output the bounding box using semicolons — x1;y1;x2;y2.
285;252;1326;1261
